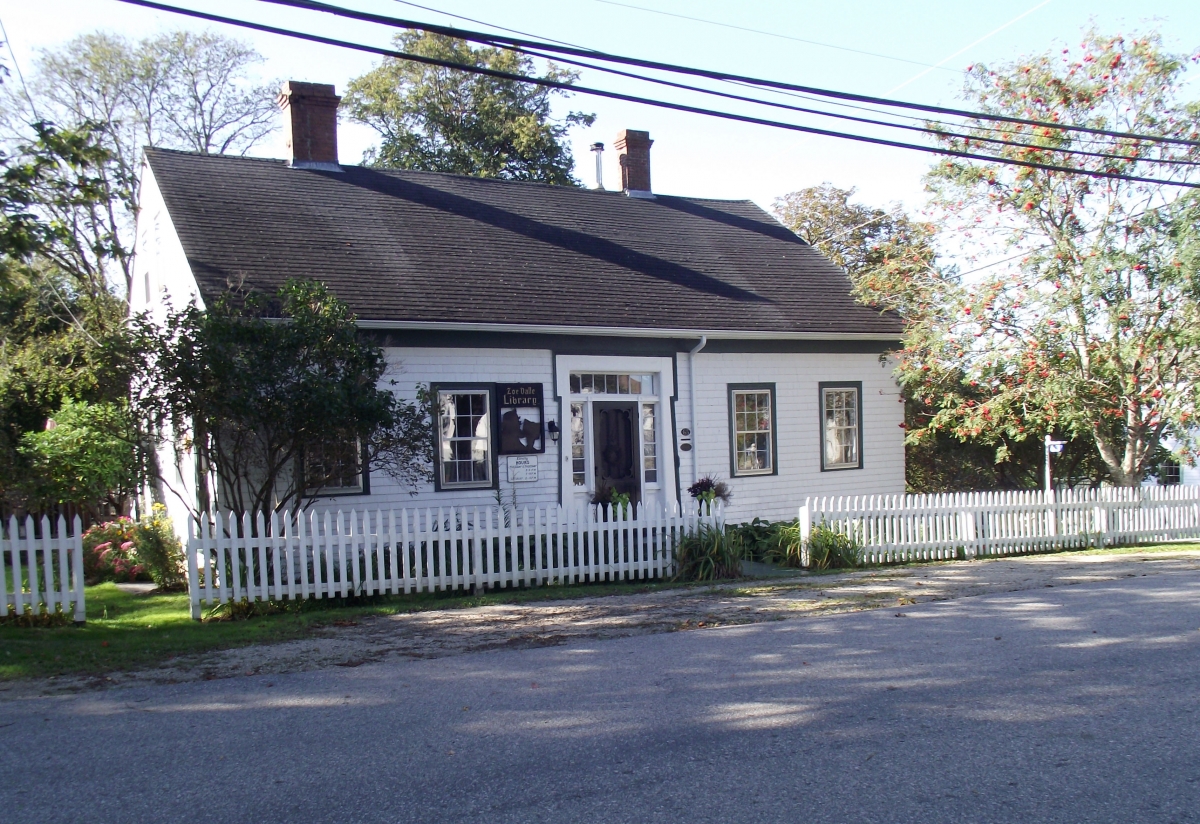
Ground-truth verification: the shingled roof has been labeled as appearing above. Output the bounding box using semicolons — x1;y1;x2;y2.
145;148;902;338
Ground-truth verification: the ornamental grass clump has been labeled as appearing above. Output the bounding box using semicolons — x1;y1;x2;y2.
769;521;860;570
674;523;741;582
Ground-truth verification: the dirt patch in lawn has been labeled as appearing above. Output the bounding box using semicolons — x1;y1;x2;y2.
6;548;1200;698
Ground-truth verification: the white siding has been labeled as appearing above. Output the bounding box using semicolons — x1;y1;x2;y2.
305;347;561;516
131;164;206;537
682;351;905;523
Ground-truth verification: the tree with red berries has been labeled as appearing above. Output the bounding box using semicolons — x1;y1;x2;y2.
906;30;1200;486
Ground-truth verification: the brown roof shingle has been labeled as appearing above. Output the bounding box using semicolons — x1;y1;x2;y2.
146;148;902;338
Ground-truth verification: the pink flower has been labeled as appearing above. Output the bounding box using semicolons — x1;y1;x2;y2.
94;542;112;552
120;541;135;551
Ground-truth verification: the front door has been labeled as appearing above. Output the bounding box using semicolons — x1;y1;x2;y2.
593;402;640;507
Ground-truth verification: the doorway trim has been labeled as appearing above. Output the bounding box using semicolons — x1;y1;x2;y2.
554;354;677;511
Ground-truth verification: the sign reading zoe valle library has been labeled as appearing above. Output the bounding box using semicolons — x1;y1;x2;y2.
496;383;544;455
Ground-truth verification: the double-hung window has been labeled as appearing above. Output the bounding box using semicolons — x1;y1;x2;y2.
304;438;365;496
728;384;776;476
820;383;862;471
436;387;493;489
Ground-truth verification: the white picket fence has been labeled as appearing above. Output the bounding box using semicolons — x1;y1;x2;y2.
798;486;1200;566
185;504;716;619
2;515;87;621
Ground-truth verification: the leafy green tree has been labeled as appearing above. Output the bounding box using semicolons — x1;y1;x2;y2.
0;264;151;513
916;30;1200;486
17;399;137;520
344;32;594;183
5;30;277;300
775;184;1115;491
154;279;432;516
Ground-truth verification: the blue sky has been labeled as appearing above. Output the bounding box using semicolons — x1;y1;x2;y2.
2;0;1198;216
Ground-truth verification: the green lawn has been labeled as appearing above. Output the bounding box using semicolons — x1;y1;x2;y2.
2;541;1197;682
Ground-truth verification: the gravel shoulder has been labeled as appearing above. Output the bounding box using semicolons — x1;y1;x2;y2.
6;547;1199;699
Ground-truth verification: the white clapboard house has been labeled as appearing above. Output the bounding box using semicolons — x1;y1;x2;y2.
133;81;905;531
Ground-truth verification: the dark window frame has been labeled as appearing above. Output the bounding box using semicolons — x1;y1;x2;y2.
727;383;779;478
432;382;498;492
302;438;370;498
819;381;864;472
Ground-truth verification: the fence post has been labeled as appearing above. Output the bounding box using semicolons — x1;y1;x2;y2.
798;501;812;568
187;514;202;621
72;515;86;623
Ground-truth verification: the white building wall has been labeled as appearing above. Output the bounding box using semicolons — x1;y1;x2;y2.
684;351;905;523
130;164;206;537
304;347;561;517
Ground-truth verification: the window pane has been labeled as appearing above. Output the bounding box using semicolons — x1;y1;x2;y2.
732;388;773;476
438;391;491;486
571;402;586;486
823;387;860;468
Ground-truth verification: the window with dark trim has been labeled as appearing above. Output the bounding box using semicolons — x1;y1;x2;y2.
728;384;777;477
820;382;863;471
304;438;367;496
435;387;494;490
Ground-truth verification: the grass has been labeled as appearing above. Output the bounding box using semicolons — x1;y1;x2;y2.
3;541;1198;683
0;577;703;682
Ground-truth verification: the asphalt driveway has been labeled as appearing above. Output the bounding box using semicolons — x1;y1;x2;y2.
2;567;1199;823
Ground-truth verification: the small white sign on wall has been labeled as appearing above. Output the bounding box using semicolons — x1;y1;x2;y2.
507;455;538;483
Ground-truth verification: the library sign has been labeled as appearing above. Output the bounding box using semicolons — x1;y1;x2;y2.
496;383;545;455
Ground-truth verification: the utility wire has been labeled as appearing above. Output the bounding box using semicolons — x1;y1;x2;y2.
109;0;1200;189
518;45;1199;169
886;0;1052;94
248;0;1200;149
394;0;1127;158
591;0;959;74
0;14;39;120
393;0;1130;157
390;0;590;50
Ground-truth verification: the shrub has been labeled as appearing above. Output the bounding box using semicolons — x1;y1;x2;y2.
80;504;184;587
805;524;860;570
135;504;185;589
674;523;741;581
726;517;781;562
768;521;860;570
83;517;146;583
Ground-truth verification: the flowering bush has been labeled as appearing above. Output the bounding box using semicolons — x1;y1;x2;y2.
81;505;184;587
83;518;147;583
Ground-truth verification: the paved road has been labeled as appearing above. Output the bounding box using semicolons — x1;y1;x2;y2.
3;570;1200;823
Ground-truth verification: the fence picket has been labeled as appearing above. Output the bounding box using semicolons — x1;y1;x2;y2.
183;502;715;617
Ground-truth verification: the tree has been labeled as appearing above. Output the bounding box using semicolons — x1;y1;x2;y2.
0;263;152;515
917;30;1200;486
774;184;1115;491
17;399;138;521
344;32;594;183
4;30;277;300
154;279;432;516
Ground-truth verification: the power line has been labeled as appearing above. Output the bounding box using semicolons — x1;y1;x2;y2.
397;0;1149;160
108;0;1200;188
590;0;959;74
0;13;39;120
518;45;1198;170
389;0;590;51
249;0;1200;149
885;0;1052;94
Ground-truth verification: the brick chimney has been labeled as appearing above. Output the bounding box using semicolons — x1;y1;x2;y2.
278;81;342;171
614;129;653;197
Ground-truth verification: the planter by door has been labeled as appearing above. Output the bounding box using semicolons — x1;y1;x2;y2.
593;401;640;506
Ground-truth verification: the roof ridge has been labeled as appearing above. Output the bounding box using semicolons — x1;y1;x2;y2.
144;147;761;205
